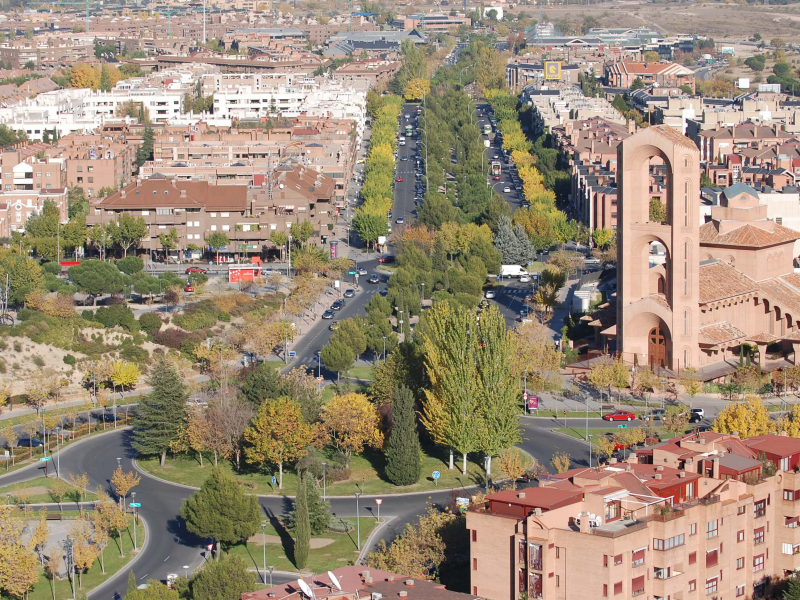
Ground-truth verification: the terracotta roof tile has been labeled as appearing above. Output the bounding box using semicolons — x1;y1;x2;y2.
698;260;758;303
747;332;781;344
699;321;747;345
650;124;699;151
699;220;800;248
759;276;800;320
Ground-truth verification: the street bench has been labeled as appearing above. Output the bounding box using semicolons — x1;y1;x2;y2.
600;404;615;411
46;513;62;521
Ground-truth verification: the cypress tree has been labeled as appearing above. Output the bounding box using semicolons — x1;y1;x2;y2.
126;571;137;595
132;358;188;466
385;386;422;486
293;473;311;569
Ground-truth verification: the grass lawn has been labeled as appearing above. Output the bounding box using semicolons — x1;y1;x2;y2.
138;444;494;496
227;517;377;574
0;477;98;506
555;426;679;442
23;515;144;600
533;410;604;419
346;366;376;381
320;384;369;404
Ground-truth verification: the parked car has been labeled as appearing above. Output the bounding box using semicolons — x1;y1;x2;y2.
378;255;396;264
97;413;122;423
185;267;206;274
331;299;345;310
260;268;275;276
329;321;340;331
641;409;666;421
602;410;636;422
503;186;511;193
368;274;380;284
689;408;705;423
322;310;335;319
184;284;194;293
396;217;405;224
17;438;44;448
343;289;355;298
357;267;368;276
485;289;497;299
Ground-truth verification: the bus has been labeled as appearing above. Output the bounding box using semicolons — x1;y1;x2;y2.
405;124;413;136
490;161;502;176
482;123;492;136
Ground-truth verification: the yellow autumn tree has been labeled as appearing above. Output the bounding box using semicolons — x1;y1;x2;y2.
712;395;774;438
110;360;141;390
69;63;101;90
404;78;431;102
320;393;383;464
110;466;141;508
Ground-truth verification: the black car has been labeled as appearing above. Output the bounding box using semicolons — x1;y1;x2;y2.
17;438;44;448
322;310;335;319
97;413;121;423
331;299;345;310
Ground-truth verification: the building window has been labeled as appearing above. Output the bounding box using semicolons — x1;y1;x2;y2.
737;530;744;542
782;457;790;472
631;549;645;567
631;576;644;596
689;580;696;592
706;549;719;568
755;500;766;518
754;528;765;545
211;225;217;231
473;587;477;596
472;558;477;570
221;212;229;217
784;490;797;501
653;534;684;550
689;552;696;565
555;547;560;559
706;578;718;595
706;520;718;538
754;581;767;599
753;555;764;572
555;576;560;588
472;530;476;542
222;225;230;231
614;582;622;595
88;177;93;183
603;555;608;567
737;558;744;569
690;523;697;536
614;554;623;565
603;584;608;597
737;585;745;597
739;505;747;514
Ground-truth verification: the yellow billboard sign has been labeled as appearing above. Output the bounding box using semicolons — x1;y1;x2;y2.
544;61;562;80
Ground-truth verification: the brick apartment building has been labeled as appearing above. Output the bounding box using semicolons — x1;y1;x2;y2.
468;432;800;600
693;124;796;163
0;187;67;238
86;166;337;259
604;61;696;93
1;145;65;192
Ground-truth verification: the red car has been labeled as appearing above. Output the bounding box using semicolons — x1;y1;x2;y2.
185;267;206;274
184;284;195;293
378;255;396;264
602;410;636;422
395;176;403;182
493;175;501;180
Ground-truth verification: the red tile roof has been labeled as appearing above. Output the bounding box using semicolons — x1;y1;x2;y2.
699;321;747;346
743;435;800;458
700;220;800;248
488;487;583;511
698;260;758;303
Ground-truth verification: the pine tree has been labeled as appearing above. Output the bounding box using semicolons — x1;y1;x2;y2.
132;358;188;466
191;555;256;600
385;386;422;486
293;473;310;570
127;571;137;595
785;573;800;600
180;467;261;561
493;215;533;265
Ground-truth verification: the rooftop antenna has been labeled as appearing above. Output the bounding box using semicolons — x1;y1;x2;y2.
297;579;315;600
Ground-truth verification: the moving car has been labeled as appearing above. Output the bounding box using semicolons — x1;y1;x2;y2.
493;175;502;181
395;176;403;182
641;409;666;421
396;217;405;224
185;267;206;274
503;186;511;193
343;289;355;298
368;274;380;284
184;284;194;293
331;299;345;310
329;321;340;331
357;267;368;276
602;410;636;422
519;275;531;283
485;289;497;299
378;255;396;264
689;408;705;423
322;310;335;319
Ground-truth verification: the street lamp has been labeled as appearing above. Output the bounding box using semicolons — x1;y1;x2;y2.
66;536;75;600
484;454;490;489
421;282;425;303
261;522;267;584
116;457;121;469
268;566;274;587
321;462;327;501
355;492;362;551
183;565;190;579
588;434;594;468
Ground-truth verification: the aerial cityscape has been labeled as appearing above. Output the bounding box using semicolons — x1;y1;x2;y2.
2;1;800;600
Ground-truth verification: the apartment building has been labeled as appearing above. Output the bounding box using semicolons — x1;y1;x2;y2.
402;14;470;31
468;431;800;600
0;187;68;238
0;39;92;69
0;145;65;192
693;124;796;163
58;141;137;197
86;166;337;259
522;84;627;138
604;61;696;93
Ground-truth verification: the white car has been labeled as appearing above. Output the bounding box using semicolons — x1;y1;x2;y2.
485;290;497;299
519;275;532;283
503;186;511;193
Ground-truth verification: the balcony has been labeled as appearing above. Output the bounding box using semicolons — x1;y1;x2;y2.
651;567;684;597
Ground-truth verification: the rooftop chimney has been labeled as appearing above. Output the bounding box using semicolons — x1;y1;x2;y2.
679;471;686;478
518;492;526;499
387;576;395;583
405;581;414;587
579;511;590;534
180;189;187;197
120;189;126;198
654;474;662;480
656;466;664;471
399;593;408;598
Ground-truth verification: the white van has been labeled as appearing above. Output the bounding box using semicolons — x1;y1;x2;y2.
501;265;530;278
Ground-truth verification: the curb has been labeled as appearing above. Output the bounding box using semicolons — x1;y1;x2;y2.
88;515;150;599
133;458;484;500
0;426;133;483
356;515;396;564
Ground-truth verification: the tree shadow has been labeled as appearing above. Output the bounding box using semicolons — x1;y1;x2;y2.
263;503;297;568
166;514;208;549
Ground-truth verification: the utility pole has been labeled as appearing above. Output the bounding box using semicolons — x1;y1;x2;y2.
349;0;352;32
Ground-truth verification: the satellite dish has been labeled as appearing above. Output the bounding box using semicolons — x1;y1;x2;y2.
328;572;342;591
297;579;314;599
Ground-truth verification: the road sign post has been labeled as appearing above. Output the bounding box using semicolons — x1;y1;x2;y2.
40;455;51;478
375;498;382;522
432;470;440;487
129;502;141;550
618;424;627;429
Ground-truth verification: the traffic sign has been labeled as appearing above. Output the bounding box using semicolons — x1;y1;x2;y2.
316;376;323;382
618;424;627;429
375;498;383;505
522;391;528;401
432;471;440;479
129;502;141;508
348;271;356;275
206;544;213;552
271;476;277;485
39;456;51;462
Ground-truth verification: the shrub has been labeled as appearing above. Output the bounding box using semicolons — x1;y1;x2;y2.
327;518;354;533
0;340;5;351
81;310;95;322
63;354;76;366
119;342;150;364
32;355;45;368
326;466;352;482
173;299;221;331
17;309;35;321
218;311;231;322
13;341;22;352
0;358;6;374
138;312;163;334
94;305;138;332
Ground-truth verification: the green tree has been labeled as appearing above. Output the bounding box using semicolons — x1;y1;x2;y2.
649;198;667;223
67;260;124;303
0;254;44;305
321;339;356;382
127;571;137;595
135;126;154;170
591;228;614;249
180;467;261;561
68;186;89;218
190;555;256;600
269;230;288;262
132;358;188;466
384;386;422;486
206;231;230;263
630;77;646;90
293;473;310;569
108;213;148;257
117;256;144;275
352;210;388;250
493;215;535;266
784;572;800;600
126;581;179;600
